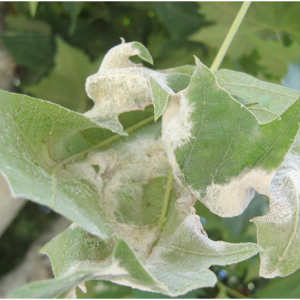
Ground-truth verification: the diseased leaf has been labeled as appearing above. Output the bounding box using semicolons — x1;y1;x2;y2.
85;41;191;133
159;65;195;76
8;120;261;297
8;238;168;298
216;68;300;279
0;89;120;239
251;152;300;278
145;192;261;296
162;58;300;217
216;69;300;123
24;37;102;113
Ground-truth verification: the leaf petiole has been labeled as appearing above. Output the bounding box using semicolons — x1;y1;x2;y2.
210;1;251;73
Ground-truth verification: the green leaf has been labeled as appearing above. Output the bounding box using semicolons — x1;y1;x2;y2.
24;37;101;113
165;73;192;93
145;191;261;296
155;2;205;38
149;77;170;121
6;119;261;297
190;2;300;60
85;41;190;133
62;2;84;35
0;32;55;84
0;89;119;239
254;268;300;298
215;69;300;278
8;238;168;298
162;58;300;217
251;152;300;278
149;73;192;121
5;14;51;34
251;38;300;78
159;65;196;76
216;68;300;123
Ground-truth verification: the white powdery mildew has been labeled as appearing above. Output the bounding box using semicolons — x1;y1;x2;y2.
265;152;299;224
85;68;166;120
200;168;276;217
84;41;170;125
85;130;169;263
99;42;143;70
254;152;300;278
162;93;195;186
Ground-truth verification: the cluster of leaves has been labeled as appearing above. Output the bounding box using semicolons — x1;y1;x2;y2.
0;38;300;298
1;2;300;298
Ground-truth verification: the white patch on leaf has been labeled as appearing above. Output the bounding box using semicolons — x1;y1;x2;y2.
85;41;168;130
252;152;300;278
199;168;275;217
162;93;195;188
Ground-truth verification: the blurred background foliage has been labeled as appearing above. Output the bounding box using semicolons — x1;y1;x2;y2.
1;1;300;298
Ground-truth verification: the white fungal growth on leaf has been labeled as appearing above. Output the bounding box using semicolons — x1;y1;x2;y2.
252;152;300;278
85;41;169;132
162;93;195;188
200;168;275;217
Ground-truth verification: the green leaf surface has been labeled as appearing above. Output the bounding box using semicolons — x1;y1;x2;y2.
24;37;102;113
0;89;120;239
252;152;300;278
5;14;51;34
191;2;300;59
216;69;300;123
155;2;205;38
149;77;170;121
159;65;196;76
0;32;55;84
145;191;261;296
254;268;300;298
7;118;261;297
62;2;84;36
8;238;167;298
251;38;300;78
162;58;300;217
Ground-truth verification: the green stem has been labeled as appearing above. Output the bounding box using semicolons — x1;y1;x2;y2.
210;1;251;73
53;115;154;173
158;168;174;229
217;281;248;299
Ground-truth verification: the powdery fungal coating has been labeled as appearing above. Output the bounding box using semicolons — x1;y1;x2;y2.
252;152;300;278
78;125;170;263
85;67;166;121
200;168;276;217
162;94;195;187
85;41;168;131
